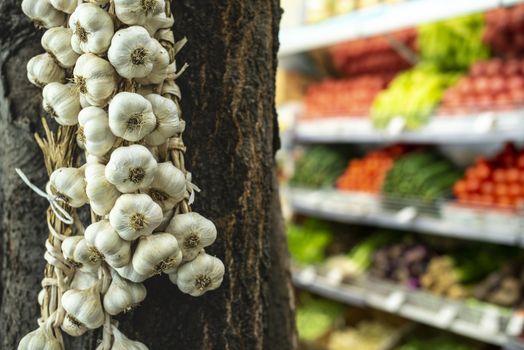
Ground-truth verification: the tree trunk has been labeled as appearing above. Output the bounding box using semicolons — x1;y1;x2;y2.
0;1;297;349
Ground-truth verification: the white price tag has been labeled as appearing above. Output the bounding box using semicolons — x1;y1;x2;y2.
387;116;406;136
325;268;344;286
297;267;316;285
480;308;500;334
396;206;418;224
384;290;406;312
435;305;459;327
507;313;524;337
475;112;496;134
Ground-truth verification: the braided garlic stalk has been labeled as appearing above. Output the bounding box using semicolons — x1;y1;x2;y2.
19;1;225;349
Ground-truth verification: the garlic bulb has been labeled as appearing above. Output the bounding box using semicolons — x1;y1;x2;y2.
114;0;171;35
61;314;88;337
17;326;62;350
85;220;131;268
86;153;110;165
135;40;169;85
146;162;186;212
155;209;174;232
132;233;182;276
85;163;120;216
42;83;81;126
167;212;217;262
70;270;99;290
78;107;116;157
103;270;146;315
69;3;114;55
111;326;149;350
105;144;158;193
27;53;65;88
144;94;181;146
49;0;77;14
21;0;66;29
114;262;150;283
62;236;101;273
108;26;157;79
109;193;163;241
176;253;225;297
108;92;156;141
73;53;117;107
41;27;79;68
61;287;105;329
49;167;88;208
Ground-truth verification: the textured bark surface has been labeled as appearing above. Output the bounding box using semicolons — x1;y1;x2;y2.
0;1;296;349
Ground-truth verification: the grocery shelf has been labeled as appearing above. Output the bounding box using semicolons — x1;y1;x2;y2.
292;267;524;346
279;0;524;57
293;111;524;145
288;188;524;246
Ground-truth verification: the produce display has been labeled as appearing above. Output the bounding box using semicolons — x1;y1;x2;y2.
396;336;477;350
297;294;345;341
336;145;412;193
288;219;334;265
475;261;524;308
439;58;524;115
453;143;524;209
326;320;399;350
418;14;489;71
290;146;348;188
484;4;524;57
371;65;460;130
304;0;406;24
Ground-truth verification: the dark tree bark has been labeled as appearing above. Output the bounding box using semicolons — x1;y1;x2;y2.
0;1;297;349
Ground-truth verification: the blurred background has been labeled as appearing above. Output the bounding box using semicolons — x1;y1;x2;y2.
276;1;524;349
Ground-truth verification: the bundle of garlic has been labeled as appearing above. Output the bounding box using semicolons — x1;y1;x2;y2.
18;1;225;349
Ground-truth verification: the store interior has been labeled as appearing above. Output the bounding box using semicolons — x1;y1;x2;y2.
277;1;524;349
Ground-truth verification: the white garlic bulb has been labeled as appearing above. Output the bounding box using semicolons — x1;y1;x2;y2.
41;27;79;68
50;167;88;208
78;107;116;157
70;270;99;290
109;193;163;241
155;209;174;232
61;287;105;329
85;163;120;216
103;270;146;315
69;3;114;55
42;83;81;126
132;233;182;276
108;92;156;142
135;40;170;85
27;53;65;88
144;94;181;146
73;53;118;107
114;262;150;283
49;0;77;14
105;144;158;193
62;236;101;273
111;326;149;350
176;253;225;297
85;220;131;268
114;0;170;35
21;0;66;29
86;153;110;165
146;163;186;212
61;313;88;337
108;26;157;79
167;212;217;262
17;326;62;350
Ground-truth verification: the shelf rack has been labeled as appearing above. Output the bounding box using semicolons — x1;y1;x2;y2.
279;0;524;57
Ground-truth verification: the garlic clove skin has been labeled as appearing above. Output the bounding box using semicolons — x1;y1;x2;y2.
132;233;182;276
143;94;181;146
111;326;149;350
62;236;101;273
49;0;77;14
42;83;81;126
109;193;163;241
17;326;62;350
38;288;46;306
105;144;158;193
108;26;157;79
61;287;105;329
69;3;114;55
114;0;167;36
73;53;118;108
27;53;65;88
85;163;120;216
135;40;169;85
41;27;79;68
176;253;225;297
146;162;186;212
155;209;174;232
70;270;99;290
103;270;147;316
85;220;131;268
21;0;66;29
78;107;116;157
86;153;110;165
108;92;156;142
88;0;110;4
114;262;151;283
50;167;88;208
61;314;88;337
167;212;217;262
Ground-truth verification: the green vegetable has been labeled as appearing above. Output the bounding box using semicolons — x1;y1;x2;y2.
287;219;333;265
346;232;397;272
296;295;345;341
290;146;347;188
397;336;477;350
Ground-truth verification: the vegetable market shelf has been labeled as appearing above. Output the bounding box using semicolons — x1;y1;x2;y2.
292;267;524;346
288;188;524;246
279;0;524;57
